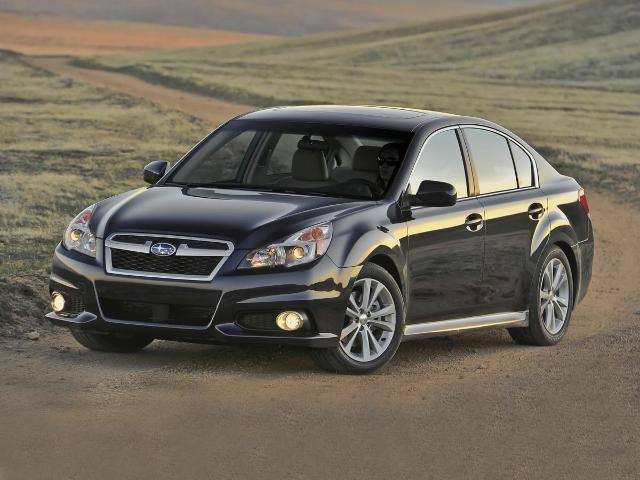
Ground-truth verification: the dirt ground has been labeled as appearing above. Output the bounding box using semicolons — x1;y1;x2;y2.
1;62;639;479
0;12;272;55
29;57;253;126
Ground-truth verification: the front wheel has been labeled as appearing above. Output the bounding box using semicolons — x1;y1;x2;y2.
311;263;404;374
509;246;574;346
71;330;154;352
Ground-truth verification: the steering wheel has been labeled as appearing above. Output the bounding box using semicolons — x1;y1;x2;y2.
344;178;383;197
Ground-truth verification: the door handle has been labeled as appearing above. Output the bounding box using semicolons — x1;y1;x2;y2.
465;213;484;232
528;203;545;221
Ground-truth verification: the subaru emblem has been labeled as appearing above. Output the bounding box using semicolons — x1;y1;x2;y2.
150;242;176;256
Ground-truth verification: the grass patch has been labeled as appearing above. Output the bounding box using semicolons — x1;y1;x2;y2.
0;51;207;281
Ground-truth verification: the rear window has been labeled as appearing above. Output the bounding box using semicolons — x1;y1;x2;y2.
464;128;517;194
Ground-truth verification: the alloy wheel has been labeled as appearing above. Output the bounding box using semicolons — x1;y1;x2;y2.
339;278;396;362
539;258;570;335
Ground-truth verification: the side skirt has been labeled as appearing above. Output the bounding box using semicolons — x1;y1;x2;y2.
402;311;528;341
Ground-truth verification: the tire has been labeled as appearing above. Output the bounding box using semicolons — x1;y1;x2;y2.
71;329;154;353
311;263;405;374
509;246;574;346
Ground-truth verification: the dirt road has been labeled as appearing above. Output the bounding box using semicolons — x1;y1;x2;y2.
30;57;253;125
1;61;638;479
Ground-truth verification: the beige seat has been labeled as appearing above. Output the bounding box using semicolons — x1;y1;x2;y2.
274;148;335;188
332;145;380;183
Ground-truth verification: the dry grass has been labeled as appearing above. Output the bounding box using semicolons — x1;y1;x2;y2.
0;51;207;276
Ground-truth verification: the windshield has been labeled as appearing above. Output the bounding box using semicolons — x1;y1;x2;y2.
166;120;413;200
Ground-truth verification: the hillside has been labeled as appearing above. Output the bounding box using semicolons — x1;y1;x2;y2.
0;12;273;55
82;0;640;201
0;0;548;36
89;0;640;90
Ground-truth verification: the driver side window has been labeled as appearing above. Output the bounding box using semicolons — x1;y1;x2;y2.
407;129;469;198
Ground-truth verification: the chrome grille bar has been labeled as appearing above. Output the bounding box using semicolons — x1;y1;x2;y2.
105;233;234;281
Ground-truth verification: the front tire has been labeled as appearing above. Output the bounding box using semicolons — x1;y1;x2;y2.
509;246;574;346
71;330;154;352
311;263;405;374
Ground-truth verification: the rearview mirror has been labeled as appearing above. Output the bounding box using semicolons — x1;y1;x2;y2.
412;180;457;207
143;161;169;184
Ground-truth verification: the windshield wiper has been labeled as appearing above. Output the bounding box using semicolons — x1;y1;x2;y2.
171;182;247;190
168;182;363;199
254;186;333;197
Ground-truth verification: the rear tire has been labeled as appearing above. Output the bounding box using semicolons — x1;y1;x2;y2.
71;330;154;352
311;263;404;374
509;246;574;346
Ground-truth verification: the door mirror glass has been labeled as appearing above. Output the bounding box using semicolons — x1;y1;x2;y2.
413;180;457;207
143;161;169;184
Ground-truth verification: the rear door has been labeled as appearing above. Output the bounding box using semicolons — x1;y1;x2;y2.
461;126;548;314
406;127;485;322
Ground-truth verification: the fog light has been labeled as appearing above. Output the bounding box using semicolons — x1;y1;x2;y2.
51;292;66;313
276;311;305;331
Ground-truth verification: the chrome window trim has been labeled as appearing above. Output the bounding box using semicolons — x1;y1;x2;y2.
105;232;234;282
405;125;468;198
92;282;224;330
458;124;540;191
404;123;540;204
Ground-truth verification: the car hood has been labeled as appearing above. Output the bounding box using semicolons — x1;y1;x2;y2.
92;186;370;249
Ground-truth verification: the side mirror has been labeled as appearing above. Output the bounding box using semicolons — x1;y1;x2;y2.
143;161;169;184
413;180;457;207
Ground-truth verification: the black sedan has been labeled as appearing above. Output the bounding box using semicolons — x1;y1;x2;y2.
46;105;594;374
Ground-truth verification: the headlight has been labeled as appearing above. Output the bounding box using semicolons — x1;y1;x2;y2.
240;222;333;269
63;205;96;257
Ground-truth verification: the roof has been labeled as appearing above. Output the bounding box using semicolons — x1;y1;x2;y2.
236;105;457;131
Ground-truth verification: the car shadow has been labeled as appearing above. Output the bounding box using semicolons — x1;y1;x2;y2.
56;327;525;377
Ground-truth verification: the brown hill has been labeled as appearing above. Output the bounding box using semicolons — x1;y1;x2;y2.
0;0;550;36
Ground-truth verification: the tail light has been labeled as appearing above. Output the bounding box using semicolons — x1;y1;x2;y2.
578;188;590;216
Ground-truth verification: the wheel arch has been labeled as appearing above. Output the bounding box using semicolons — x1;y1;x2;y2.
366;253;405;301
553;240;579;307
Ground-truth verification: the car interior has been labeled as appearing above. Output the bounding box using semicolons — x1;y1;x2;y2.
253;133;398;198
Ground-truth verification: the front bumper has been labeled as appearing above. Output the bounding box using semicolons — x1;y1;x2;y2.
46;243;360;348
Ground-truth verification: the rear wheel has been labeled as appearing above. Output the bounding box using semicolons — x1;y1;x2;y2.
509;246;574;346
71;330;154;352
311;263;404;374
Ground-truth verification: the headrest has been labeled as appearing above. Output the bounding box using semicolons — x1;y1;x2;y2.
292;149;329;181
297;135;330;152
353;146;381;172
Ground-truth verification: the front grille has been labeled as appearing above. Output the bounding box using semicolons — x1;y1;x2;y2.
111;249;221;276
105;233;233;280
100;298;215;326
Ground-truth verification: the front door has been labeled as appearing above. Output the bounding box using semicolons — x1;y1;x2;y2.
406;128;485;323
